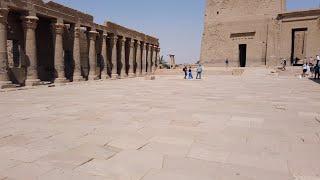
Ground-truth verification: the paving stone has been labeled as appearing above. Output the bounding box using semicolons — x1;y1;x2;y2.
0;73;319;179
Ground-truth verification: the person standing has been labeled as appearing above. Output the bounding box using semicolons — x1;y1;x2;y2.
225;58;229;68
282;58;287;71
314;63;320;79
302;63;308;77
188;67;193;79
183;66;187;79
196;64;203;79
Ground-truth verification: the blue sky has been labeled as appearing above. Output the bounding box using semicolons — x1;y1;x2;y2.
50;0;320;64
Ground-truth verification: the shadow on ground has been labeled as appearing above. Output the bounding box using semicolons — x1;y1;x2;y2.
309;78;320;84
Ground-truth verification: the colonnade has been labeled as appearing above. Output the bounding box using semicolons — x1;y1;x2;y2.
0;8;160;88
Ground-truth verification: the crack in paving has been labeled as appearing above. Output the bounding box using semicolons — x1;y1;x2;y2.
73;158;94;170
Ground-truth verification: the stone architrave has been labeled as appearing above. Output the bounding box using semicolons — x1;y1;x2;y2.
119;37;126;78
110;35;118;79
53;23;68;83
141;42;147;75
128;39;135;78
73;26;84;81
0;8;11;87
101;33;108;80
88;30;99;80
135;41;142;76
22;15;40;86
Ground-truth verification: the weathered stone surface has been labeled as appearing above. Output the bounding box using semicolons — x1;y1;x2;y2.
0;71;319;179
201;0;320;67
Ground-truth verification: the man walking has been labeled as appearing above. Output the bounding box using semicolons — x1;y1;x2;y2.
196;64;203;79
183;66;187;79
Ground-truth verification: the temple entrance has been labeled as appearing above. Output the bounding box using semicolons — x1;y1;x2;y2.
291;28;307;65
239;44;247;67
36;17;55;82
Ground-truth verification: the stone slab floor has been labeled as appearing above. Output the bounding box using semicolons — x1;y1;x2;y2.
0;72;320;180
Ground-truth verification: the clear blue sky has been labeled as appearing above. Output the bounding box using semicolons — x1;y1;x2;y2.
50;0;320;64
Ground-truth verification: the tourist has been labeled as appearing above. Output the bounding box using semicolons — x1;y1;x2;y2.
309;57;314;64
310;62;315;77
188;67;193;79
282;58;287;71
225;58;229;68
196;64;203;79
314;63;320;79
302;63;308;77
306;63;311;77
183;66;187;79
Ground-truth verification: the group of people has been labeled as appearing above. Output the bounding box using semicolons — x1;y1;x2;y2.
302;61;320;79
299;56;320;79
182;64;204;80
281;56;320;79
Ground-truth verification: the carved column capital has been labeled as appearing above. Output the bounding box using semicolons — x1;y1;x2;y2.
88;30;99;40
129;39;135;47
53;23;65;35
74;27;81;38
0;8;9;24
119;37;126;43
142;42;146;49
22;16;39;30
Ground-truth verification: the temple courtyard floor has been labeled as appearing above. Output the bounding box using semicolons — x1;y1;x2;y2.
0;69;320;180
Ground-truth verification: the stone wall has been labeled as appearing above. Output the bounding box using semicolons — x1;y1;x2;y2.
200;0;287;67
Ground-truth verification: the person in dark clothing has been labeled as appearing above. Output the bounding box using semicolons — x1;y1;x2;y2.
183;66;187;79
225;59;229;68
188;67;193;79
314;64;320;79
282;58;287;71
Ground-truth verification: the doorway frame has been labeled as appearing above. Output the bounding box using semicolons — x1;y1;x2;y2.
239;44;247;67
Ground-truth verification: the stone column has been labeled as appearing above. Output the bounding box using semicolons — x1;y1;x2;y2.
128;39;135;78
0;8;12;88
110;35;118;79
88;30;98;80
152;45;157;73
136;41;142;76
155;47;160;72
101;33;108;79
141;42;147;75
147;44;152;75
73;26;84;81
23;16;40;86
53;23;67;83
119;37;126;78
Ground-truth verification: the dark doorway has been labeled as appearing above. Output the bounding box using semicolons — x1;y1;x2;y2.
36;17;55;82
291;28;307;65
239;44;247;67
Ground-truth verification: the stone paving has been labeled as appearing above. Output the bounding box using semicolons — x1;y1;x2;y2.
0;70;320;180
